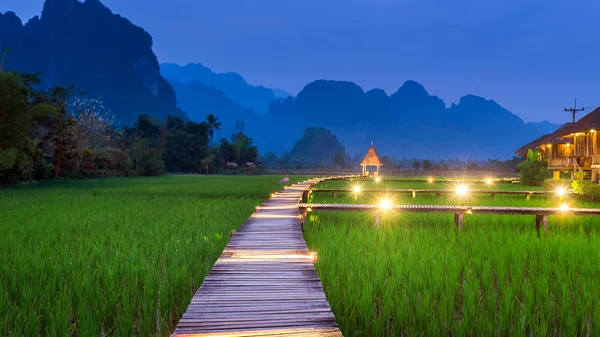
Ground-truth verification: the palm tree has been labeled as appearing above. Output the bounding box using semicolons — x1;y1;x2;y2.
205;114;222;143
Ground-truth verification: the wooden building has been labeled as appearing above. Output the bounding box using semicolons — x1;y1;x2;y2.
516;107;600;181
361;142;382;175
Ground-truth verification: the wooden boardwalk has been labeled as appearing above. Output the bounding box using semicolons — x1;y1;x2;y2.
311;188;574;199
172;179;342;337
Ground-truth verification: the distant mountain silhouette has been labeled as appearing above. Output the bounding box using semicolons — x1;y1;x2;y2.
272;88;293;99
0;1;186;125
161;63;287;114
169;80;260;136
288;127;345;166
258;80;560;159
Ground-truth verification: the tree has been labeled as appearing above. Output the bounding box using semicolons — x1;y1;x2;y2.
234;120;246;134
0;72;55;184
129;115;165;176
164;115;210;173
333;152;346;168
413;160;421;171
69;97;117;173
219;132;258;166
422;160;432;171
205;113;222;143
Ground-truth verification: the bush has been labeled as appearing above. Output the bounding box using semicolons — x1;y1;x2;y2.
140;157;166;176
572;179;600;202
517;160;552;186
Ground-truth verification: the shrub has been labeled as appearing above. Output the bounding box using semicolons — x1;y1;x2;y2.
572;179;600;202
140;157;166;176
517;160;552;186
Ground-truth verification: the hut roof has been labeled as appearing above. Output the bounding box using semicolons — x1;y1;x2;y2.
514;123;574;155
555;107;600;135
225;162;238;167
242;162;257;168
361;143;382;166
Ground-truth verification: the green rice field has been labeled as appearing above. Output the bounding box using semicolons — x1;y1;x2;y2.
305;179;600;336
0;176;295;336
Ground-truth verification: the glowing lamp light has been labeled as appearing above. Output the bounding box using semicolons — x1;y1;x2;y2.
556;187;566;196
353;186;361;194
591;129;596;133
375;177;381;183
485;178;494;185
379;199;392;210
456;185;468;196
307;207;312;212
559;204;569;211
271;193;276;197
309;251;318;262
428;178;434;183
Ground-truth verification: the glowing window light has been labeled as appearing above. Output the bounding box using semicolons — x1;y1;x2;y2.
556;187;566;196
559;204;569;211
375;177;381;183
591;129;596;133
379;199;392;210
456;185;468;196
353;186;361;193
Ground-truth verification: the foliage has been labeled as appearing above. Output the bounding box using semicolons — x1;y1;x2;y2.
205;113;222;142
0;72;56;184
517;154;551;186
572;179;600;202
413;160;421;170
219;132;259;166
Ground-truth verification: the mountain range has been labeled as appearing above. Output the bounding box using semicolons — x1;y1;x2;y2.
1;0;560;160
0;0;186;125
161;63;291;114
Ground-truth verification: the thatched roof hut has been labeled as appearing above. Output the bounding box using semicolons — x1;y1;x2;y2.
361;142;382;175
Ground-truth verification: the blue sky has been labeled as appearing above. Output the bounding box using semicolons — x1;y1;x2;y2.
3;0;600;123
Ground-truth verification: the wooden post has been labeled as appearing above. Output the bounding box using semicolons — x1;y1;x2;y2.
412;191;416;199
436;193;441;199
454;212;464;230
332;191;336;199
491;193;496;200
375;212;381;227
535;214;548;234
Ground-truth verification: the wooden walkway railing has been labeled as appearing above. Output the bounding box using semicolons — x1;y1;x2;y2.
298;203;600;233
171;179;343;337
309;188;573;200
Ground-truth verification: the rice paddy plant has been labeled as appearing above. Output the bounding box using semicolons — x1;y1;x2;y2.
0;175;294;336
305;192;600;336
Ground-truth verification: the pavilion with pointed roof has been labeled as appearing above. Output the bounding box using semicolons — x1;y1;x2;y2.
360;142;383;175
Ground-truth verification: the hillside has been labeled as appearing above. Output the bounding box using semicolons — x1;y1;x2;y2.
0;1;186;125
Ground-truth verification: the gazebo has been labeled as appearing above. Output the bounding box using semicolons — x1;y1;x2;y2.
360;142;382;175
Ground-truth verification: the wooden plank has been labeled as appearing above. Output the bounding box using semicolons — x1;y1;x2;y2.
171;178;343;337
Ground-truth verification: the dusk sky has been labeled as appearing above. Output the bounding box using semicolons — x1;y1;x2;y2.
3;0;600;123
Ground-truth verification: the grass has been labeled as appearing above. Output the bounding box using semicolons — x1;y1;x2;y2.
0;175;298;336
305;181;600;336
